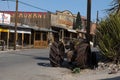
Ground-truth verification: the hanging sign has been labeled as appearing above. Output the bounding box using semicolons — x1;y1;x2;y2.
0;13;11;24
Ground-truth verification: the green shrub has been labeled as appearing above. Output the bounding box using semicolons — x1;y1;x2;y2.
72;68;80;73
97;15;120;64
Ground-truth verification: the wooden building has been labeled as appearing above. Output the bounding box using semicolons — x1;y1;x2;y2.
51;10;87;44
0;23;32;49
0;11;51;48
0;10;89;49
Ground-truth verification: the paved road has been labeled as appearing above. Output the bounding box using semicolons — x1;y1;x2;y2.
0;49;54;80
0;49;76;80
0;49;50;67
0;49;120;80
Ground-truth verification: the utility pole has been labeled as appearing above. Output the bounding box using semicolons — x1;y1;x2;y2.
86;0;91;44
96;11;99;24
14;0;18;50
86;0;92;67
93;11;99;47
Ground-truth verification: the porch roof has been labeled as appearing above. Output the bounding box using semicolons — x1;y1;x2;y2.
0;23;57;33
52;26;77;33
31;27;57;33
0;23;32;30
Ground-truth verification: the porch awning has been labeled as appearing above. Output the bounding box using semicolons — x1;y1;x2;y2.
0;28;9;32
32;27;58;33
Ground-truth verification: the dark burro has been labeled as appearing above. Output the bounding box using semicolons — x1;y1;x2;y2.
49;34;65;67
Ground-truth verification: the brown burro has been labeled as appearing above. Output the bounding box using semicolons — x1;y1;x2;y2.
74;41;90;68
49;41;65;67
66;39;91;69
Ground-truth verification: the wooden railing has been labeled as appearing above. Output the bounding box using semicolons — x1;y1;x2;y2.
34;40;48;48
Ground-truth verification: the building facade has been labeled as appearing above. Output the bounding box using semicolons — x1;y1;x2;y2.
0;10;91;49
0;11;51;49
51;10;87;44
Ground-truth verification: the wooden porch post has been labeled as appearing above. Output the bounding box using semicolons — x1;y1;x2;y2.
34;31;36;48
29;34;31;48
62;29;64;43
0;32;1;40
7;31;9;49
70;33;72;39
59;30;61;41
41;32;43;47
41;32;43;41
47;32;49;44
16;33;18;48
22;33;24;48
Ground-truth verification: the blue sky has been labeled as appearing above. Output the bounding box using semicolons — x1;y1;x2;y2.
0;0;112;21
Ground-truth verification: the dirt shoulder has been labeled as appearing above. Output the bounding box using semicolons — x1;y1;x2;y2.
34;66;120;80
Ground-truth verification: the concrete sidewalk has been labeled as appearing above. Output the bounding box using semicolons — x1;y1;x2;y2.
0;49;21;54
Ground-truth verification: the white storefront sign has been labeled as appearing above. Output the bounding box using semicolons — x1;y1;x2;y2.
0;13;11;24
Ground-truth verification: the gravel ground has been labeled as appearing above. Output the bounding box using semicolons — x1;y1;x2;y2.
2;65;119;80
35;67;120;80
33;67;120;80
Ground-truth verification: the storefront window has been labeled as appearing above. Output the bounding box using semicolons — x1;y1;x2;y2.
43;32;47;41
36;32;41;40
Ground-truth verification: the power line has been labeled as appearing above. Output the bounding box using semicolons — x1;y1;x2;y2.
1;0;53;13
18;1;50;12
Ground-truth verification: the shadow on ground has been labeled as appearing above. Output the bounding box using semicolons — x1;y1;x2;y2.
34;56;72;68
34;57;49;60
34;56;51;67
100;76;120;80
37;63;51;67
37;61;72;68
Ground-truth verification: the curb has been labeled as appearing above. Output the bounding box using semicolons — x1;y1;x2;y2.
0;49;20;54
